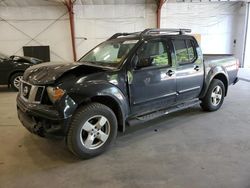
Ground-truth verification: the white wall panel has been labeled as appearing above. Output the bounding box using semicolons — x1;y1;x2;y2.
0;5;72;61
244;4;250;68
0;0;61;7
74;3;156;58
161;2;246;63
75;0;155;5
235;3;248;66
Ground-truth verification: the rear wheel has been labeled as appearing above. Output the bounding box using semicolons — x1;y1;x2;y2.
66;103;117;159
10;72;23;91
200;79;225;112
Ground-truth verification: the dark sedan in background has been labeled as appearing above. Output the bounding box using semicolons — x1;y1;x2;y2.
0;53;43;90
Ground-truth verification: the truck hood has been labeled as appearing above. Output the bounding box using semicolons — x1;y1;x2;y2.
23;62;109;85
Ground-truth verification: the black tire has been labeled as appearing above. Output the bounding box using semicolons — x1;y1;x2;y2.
66;103;117;159
10;72;23;91
200;79;225;112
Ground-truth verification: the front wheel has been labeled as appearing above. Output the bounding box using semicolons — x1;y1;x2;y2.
66;103;117;159
200;79;225;112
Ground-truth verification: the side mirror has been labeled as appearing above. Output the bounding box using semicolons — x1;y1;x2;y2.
136;57;154;69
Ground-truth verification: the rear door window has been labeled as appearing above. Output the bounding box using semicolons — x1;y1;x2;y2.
173;39;196;65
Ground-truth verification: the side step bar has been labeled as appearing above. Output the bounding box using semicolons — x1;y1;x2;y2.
127;99;201;126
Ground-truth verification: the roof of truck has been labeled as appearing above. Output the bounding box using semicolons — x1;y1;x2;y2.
107;28;193;41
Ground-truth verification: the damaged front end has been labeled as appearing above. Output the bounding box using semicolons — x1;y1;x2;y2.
16;61;110;138
16;80;77;138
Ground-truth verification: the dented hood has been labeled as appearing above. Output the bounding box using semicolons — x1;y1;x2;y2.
23;62;107;85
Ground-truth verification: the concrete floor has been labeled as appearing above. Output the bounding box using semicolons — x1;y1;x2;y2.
0;71;250;188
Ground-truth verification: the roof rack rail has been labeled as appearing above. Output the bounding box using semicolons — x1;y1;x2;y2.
141;28;192;36
108;32;141;40
108;28;191;40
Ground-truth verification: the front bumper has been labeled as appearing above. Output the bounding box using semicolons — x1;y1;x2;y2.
17;94;70;138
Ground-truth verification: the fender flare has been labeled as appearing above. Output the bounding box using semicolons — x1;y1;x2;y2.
200;66;229;98
68;81;129;132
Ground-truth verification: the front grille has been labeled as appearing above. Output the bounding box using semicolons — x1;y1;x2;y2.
20;80;45;104
35;87;44;102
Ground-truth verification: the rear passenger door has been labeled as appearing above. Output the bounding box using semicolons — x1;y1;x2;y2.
172;38;204;102
128;38;177;115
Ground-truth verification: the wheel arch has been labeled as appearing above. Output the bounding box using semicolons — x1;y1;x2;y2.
8;70;24;84
213;73;228;96
200;66;229;99
90;96;125;133
68;81;129;133
73;95;126;133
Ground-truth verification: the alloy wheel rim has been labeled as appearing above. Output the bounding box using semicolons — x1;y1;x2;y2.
211;85;222;106
80;115;110;150
13;76;23;89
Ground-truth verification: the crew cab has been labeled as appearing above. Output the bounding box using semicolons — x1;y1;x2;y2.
16;29;239;159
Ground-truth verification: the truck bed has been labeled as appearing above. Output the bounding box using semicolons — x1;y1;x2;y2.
203;54;238;85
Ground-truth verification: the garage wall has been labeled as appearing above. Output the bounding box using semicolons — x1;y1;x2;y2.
0;1;247;64
234;3;247;66
244;3;250;68
74;2;157;59
0;5;73;61
161;2;246;64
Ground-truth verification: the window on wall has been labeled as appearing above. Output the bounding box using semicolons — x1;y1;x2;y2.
173;39;196;65
23;46;50;62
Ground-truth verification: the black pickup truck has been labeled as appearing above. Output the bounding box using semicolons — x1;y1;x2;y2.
16;29;239;159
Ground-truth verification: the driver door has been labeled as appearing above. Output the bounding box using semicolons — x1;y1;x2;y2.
128;38;177;115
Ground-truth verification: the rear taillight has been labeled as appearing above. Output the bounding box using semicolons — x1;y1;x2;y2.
236;59;240;70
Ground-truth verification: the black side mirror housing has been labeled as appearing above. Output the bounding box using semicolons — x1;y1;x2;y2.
136;57;154;69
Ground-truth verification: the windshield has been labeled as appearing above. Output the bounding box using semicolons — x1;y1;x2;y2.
79;39;138;68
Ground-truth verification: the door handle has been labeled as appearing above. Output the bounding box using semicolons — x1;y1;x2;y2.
194;65;200;71
166;70;175;77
